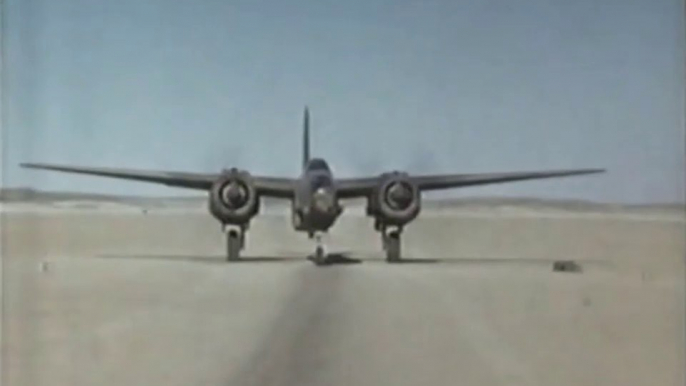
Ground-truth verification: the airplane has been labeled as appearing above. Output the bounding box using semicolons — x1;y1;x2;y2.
20;107;605;264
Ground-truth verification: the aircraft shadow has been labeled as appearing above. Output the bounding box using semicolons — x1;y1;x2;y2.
96;253;308;265
307;253;362;266
95;253;604;269
384;256;607;268
386;257;562;265
95;252;363;266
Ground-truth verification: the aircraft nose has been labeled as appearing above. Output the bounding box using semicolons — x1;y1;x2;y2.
313;188;335;212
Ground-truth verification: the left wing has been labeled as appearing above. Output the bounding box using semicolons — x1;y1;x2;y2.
19;163;296;198
336;169;605;199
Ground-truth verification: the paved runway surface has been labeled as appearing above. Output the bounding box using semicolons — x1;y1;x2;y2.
2;206;684;386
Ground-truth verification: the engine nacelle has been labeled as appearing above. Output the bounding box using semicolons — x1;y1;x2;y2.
366;171;421;227
208;168;260;225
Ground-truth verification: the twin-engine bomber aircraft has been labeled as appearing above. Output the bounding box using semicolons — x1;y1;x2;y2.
21;107;604;264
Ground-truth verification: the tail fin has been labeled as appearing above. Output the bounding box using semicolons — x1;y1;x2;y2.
302;106;310;170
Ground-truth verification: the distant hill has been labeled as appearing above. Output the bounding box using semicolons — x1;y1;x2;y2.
0;187;203;204
423;196;609;209
1;187;682;212
0;187;285;207
422;196;684;212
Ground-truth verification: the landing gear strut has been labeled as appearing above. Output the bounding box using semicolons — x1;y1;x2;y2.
224;224;246;261
381;225;402;263
311;231;328;264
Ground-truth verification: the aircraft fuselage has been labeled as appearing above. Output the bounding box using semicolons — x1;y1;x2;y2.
291;158;342;234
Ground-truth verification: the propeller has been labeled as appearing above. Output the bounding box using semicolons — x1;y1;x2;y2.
385;181;414;210
220;180;248;209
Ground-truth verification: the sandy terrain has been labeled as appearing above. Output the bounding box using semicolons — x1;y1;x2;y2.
1;204;684;386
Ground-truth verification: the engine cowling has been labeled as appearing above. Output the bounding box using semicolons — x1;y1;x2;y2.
208;169;259;225
367;172;421;226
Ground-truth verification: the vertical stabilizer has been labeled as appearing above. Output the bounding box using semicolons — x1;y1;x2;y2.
302;106;310;170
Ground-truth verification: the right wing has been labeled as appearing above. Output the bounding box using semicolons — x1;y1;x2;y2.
409;169;606;191
19;163;296;198
336;169;605;199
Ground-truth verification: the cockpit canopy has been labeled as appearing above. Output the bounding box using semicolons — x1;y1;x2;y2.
306;158;330;172
310;174;333;190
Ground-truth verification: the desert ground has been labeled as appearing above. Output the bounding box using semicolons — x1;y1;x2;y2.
1;200;684;386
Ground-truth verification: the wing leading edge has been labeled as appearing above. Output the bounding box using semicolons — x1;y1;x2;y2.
20;163;604;199
19;163;296;198
336;169;605;198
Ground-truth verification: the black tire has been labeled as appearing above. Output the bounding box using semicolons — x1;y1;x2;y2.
227;231;241;261
315;245;326;264
385;232;401;262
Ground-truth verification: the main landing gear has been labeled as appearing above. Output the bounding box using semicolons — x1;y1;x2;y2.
380;224;403;263
224;224;246;261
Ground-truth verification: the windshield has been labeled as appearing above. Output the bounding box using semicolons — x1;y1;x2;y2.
310;174;332;190
307;158;329;171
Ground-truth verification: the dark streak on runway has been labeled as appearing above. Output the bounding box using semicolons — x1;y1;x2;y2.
228;266;347;386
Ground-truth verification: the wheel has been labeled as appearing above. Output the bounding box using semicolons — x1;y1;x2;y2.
385;231;401;262
292;210;303;229
227;230;241;261
314;245;326;264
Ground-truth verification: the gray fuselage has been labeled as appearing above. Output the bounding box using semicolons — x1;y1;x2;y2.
291;158;342;234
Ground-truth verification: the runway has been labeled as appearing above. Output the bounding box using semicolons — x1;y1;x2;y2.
2;206;684;386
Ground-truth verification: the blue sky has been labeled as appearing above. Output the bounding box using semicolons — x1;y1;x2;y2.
3;0;684;203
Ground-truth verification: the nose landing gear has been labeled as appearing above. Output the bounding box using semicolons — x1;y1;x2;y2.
310;231;328;265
